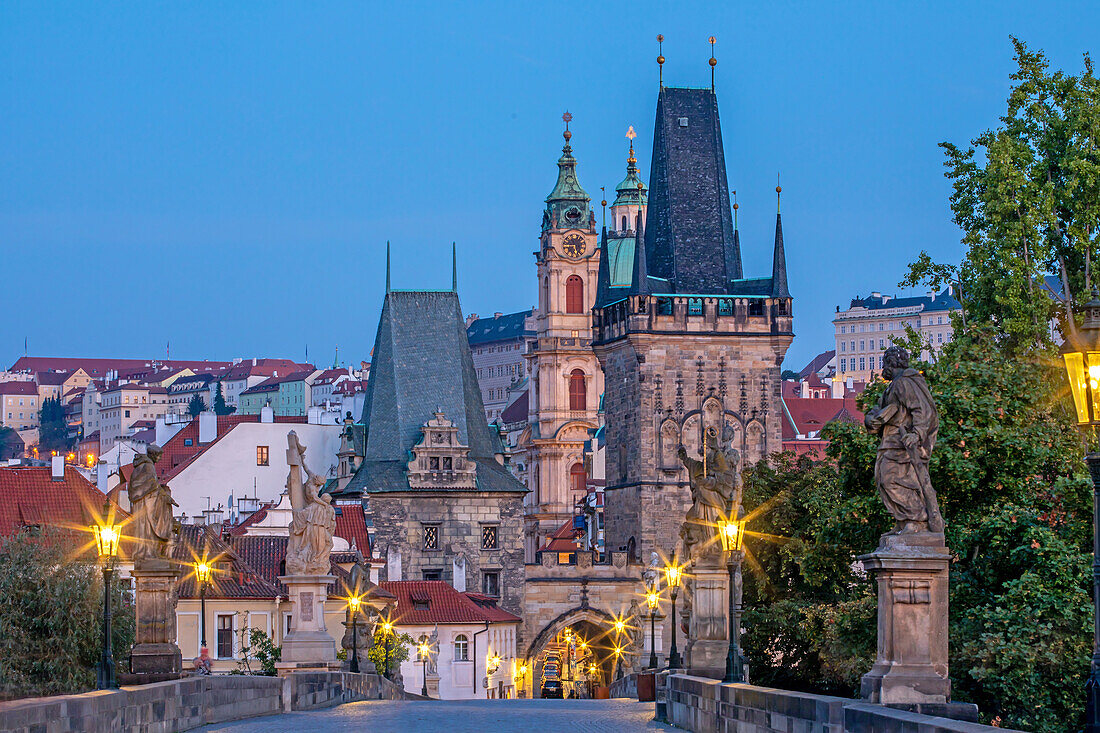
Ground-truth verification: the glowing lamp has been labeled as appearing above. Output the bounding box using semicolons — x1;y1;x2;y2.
646;591;659;610
92;519;121;560
195;562;211;585
664;563;683;588
718;517;746;553
1063;292;1100;425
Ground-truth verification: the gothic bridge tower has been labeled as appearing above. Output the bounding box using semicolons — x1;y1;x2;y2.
524;114;604;560
592;85;794;563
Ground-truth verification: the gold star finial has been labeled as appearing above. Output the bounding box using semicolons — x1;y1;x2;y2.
562;111;573;144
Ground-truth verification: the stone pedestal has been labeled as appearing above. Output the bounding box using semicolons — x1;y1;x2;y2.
686;551;728;680
860;532;951;704
130;565;183;675
275;575;338;671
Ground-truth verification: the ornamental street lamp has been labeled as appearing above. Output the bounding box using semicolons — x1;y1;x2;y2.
381;620;394;678
92;509;121;690
646;590;660;669
347;596;362;673
195;561;211;653
612;619;627;681
718;517;747;683
664;562;683;669
418;640;431;697
1060;290;1100;733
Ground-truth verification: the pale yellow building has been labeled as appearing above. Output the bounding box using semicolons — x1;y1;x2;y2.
98;383;169;450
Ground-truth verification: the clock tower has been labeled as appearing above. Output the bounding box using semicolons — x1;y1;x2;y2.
524;114;603;560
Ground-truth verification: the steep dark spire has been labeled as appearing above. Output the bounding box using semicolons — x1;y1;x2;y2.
385;242;391;293
771;211;790;298
451;242;457;292
596;226;612;307
630;211;649;296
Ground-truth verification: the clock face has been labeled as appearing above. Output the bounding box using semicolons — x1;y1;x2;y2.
562;233;587;258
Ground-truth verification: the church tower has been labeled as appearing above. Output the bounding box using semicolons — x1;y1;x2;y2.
592;85;794;563
524;114;604;560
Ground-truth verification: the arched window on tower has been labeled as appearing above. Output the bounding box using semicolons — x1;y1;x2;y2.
570;462;586;496
569;369;586;411
566;275;584;314
621;214;627;231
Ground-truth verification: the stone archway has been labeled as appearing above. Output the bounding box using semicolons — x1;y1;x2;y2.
522;606;626;699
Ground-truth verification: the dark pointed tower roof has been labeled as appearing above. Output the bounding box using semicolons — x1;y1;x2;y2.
348;290;525;495
772;209;790;298
630;211;650;296
595;226;613;307
642;87;742;292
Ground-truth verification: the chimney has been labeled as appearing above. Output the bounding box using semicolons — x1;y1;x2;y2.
260;405;274;423
198;411;217;444
51;455;64;481
871;291;881;299
252;358;257;366
494;312;503;319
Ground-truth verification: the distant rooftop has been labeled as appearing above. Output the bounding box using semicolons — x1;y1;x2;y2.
838;287;961;316
466;309;534;346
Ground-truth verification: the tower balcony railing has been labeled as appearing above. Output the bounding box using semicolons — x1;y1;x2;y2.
526;336;593;354
593;294;793;341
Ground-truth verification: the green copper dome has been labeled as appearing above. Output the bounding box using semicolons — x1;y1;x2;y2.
543;131;594;233
612;142;648;208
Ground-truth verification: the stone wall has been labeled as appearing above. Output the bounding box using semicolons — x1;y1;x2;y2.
0;675;282;733
664;674;1023;733
370;491;525;616
0;672;406;733
283;670;405;710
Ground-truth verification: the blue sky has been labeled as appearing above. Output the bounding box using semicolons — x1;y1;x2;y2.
2;2;1098;373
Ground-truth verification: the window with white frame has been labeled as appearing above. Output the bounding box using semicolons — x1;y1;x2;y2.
454;634;469;661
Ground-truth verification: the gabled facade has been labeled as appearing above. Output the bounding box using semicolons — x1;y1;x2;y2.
592;85;794;560
346;288;526;617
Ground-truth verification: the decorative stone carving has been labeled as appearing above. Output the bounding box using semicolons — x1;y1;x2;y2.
864;346;945;534
285;432;336;576
860;347;955;706
677;427;740;561
128;444;178;566
406;411;478;489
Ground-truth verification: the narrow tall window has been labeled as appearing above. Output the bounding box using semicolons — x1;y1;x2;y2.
621;215;627;230
568;370;586;411
565;275;584;314
570;462;586;495
217;615;234;658
454;634;469;661
256;446;269;466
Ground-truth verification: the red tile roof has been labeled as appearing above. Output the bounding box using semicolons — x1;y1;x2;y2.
0;382;38;396
538;518;582;553
781;396;863;440
380;581;520;625
9;357;235;378
332;380;366;396
0;466;125;553
312;369;351;385
174;525;282;600
157;414;309;481
334;504;371;555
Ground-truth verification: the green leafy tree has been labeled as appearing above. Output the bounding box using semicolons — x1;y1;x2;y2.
212;382;234;416
0;427;23;460
232;627;281;676
780;369;801;381
37;396;71;455
187;393;206;417
0;529;135;699
904;38;1100;356
367;628;414;679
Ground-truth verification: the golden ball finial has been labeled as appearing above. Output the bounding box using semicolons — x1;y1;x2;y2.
657;34;664;43
776;185;782;194
601;199;607;207
732;202;739;210
709;57;717;67
657;55;665;65
564;130;572;142
638;182;644;191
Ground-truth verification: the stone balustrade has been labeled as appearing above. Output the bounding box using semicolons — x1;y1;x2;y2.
0;671;406;733
662;673;1025;733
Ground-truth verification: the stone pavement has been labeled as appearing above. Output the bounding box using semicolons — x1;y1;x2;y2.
199;698;675;732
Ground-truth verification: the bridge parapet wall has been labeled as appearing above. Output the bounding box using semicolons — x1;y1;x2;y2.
665;674;1022;733
0;672;406;733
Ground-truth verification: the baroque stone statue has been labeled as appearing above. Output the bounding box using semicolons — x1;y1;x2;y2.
643;551;661;592
128;444;178;565
864;346;945;534
678;427;740;559
285;431;336;576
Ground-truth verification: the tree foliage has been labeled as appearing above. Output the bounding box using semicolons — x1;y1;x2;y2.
367;627;414;679
212;382;233;416
187;393;206;417
232;627;280;676
743;331;1091;731
904;38;1100;355
0;530;135;699
37;396;70;455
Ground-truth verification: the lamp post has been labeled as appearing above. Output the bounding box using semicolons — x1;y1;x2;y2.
92;510;121;689
718;517;747;683
348;596;361;673
612;618;626;680
195;561;211;653
664;563;682;669
381;620;394;678
646;590;660;669
1060;290;1100;733
418;641;431;697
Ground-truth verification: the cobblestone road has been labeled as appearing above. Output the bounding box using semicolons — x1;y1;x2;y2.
199;698;673;733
